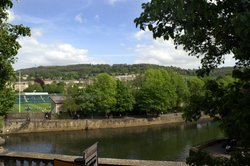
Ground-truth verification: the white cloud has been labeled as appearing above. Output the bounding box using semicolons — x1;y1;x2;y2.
6;10;21;23
219;54;236;67
74;14;83;23
7;10;15;22
133;30;200;69
13;29;103;70
134;29;152;41
133;30;235;69
95;15;100;21
134;30;146;41
23;15;48;24
31;28;43;38
106;0;125;5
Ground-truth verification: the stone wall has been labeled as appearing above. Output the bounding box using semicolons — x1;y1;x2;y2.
5;112;46;120
2;113;211;134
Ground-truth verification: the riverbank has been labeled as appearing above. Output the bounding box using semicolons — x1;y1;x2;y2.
2;113;211;134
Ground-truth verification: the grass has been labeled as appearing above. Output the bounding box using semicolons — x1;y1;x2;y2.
12;103;51;113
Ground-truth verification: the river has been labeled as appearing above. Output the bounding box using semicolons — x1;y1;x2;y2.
2;121;223;161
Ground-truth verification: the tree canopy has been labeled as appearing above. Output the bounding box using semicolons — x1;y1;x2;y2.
0;0;30;114
135;0;250;75
19;64;195;80
115;80;135;113
136;0;250;164
136;69;177;114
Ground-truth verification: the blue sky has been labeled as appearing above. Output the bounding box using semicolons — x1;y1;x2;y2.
9;0;235;70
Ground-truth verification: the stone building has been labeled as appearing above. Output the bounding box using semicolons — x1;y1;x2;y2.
49;96;66;114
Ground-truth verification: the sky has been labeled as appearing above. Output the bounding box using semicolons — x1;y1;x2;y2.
9;0;235;70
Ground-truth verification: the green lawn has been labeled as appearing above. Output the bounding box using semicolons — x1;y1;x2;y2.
12;103;51;113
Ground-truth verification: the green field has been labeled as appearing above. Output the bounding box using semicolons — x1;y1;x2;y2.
12;103;51;113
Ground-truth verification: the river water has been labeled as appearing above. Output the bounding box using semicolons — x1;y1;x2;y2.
3;121;223;161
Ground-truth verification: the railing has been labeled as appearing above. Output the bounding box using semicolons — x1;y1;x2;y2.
0;151;188;166
0;151;79;166
0;140;98;166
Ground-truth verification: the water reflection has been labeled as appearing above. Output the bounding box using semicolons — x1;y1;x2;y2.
3;121;223;161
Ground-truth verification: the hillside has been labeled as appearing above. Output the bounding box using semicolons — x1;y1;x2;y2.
17;64;233;80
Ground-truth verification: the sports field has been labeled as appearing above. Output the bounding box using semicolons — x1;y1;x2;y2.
12;103;51;113
13;94;51;112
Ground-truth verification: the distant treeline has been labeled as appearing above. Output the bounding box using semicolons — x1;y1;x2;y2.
17;64;233;80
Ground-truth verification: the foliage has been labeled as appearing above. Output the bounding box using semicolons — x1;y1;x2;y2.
43;82;64;94
187;150;250;166
79;84;98;114
19;64;236;80
23;82;64;93
0;116;3;129
23;83;43;92
184;77;206;121
184;79;250;166
185;79;250;146
135;0;250;75
19;64;192;80
0;87;15;115
136;0;250;165
210;67;233;78
61;97;79;113
170;73;189;109
69;73;117;116
64;74;134;116
185;79;249;142
115;80;135;113
61;84;81;113
34;78;45;87
216;75;235;87
0;0;30;114
136;69;176;114
65;84;79;97
91;73;117;114
187;77;205;96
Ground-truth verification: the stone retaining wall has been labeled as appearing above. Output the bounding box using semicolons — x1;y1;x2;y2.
5;112;46;120
2;113;211;134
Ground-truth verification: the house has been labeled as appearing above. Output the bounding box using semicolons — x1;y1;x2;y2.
14;81;30;92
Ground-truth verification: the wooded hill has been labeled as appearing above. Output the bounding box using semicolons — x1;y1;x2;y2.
17;64;233;80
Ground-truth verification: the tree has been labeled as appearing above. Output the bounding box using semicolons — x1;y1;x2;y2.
61;84;81;115
135;0;250;164
34;78;45;87
61;97;79;114
137;69;176;115
65;84;79;97
202;80;250;146
0;87;15;116
183;77;206;121
170;73;190;109
44;82;64;94
23;83;43;92
115;80;135;114
0;0;30;114
92;73;117;115
187;77;205;97
135;0;250;75
79;84;98;115
217;75;235;88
